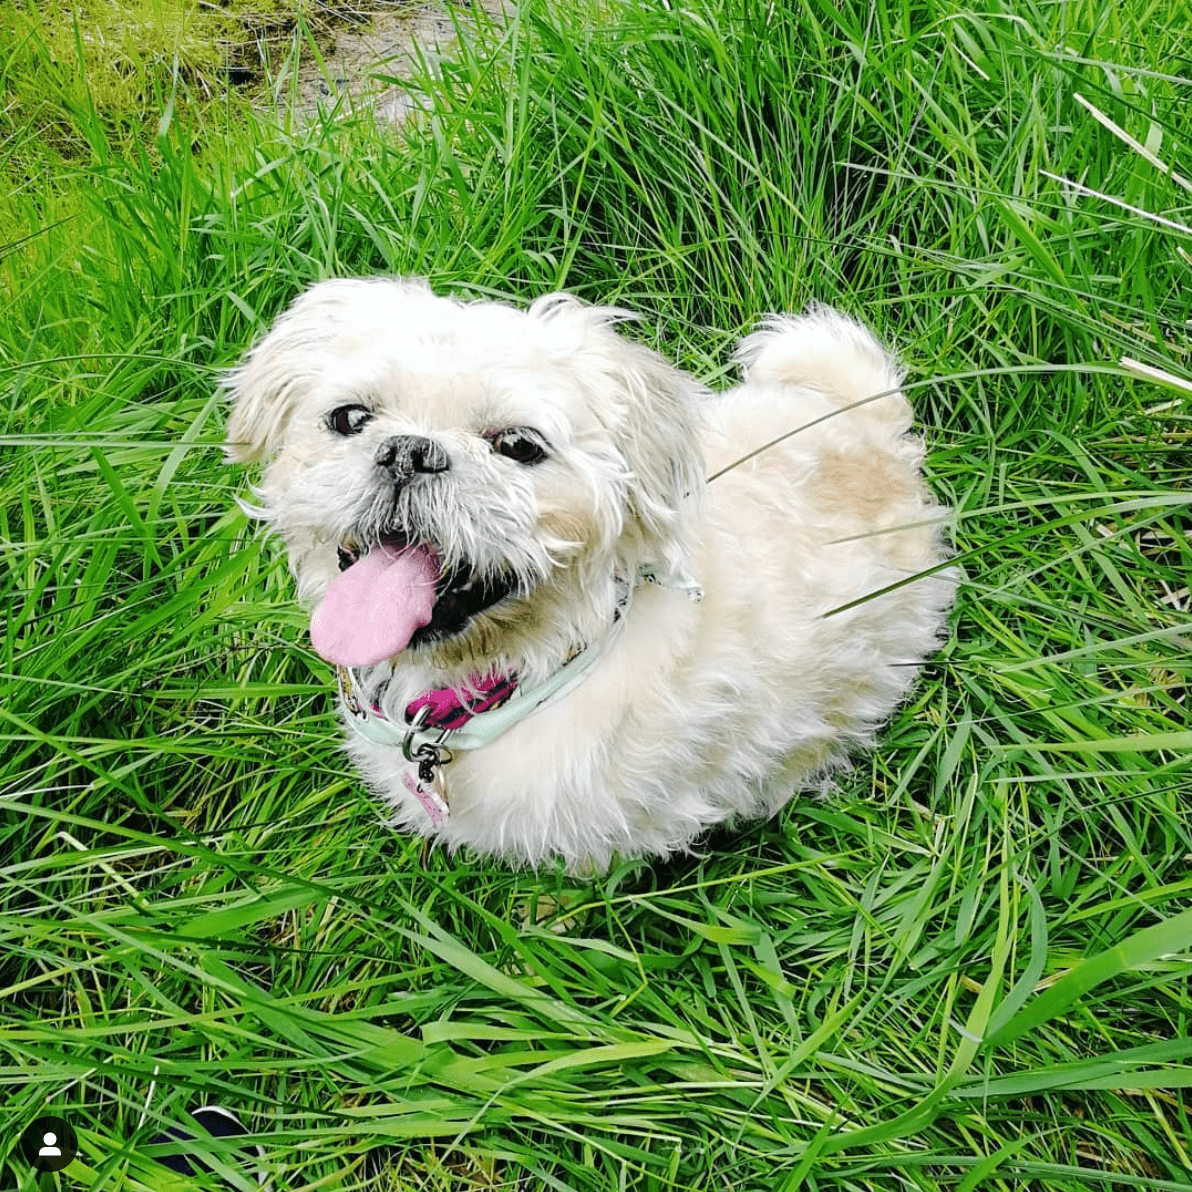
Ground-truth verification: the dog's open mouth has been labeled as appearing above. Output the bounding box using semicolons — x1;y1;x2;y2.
309;533;519;667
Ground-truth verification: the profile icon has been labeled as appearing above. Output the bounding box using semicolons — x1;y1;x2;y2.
20;1115;78;1173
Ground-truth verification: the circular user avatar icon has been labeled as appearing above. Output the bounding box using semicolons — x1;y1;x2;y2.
20;1115;79;1173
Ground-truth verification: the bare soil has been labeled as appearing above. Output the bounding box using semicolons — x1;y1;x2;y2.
289;0;505;122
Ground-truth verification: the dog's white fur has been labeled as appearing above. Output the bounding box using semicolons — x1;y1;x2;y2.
227;278;954;870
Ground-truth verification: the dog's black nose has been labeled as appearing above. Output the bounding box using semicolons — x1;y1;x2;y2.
374;435;449;480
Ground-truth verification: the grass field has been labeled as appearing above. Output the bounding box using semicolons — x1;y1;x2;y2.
3;0;1191;1188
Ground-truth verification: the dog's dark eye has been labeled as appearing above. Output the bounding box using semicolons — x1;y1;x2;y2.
490;428;547;465
327;405;373;436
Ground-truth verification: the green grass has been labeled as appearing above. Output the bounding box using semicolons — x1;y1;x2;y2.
3;0;1191;1187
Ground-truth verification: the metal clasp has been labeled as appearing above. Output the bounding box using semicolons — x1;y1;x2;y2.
401;704;454;779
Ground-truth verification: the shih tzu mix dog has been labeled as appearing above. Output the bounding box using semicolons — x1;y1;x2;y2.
226;278;954;870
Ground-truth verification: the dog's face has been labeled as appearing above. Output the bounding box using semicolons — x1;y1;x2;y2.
226;279;703;680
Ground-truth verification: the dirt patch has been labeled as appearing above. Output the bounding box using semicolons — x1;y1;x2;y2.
288;0;505;123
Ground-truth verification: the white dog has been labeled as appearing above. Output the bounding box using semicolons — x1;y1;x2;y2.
226;278;954;870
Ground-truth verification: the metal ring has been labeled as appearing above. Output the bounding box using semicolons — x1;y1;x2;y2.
402;705;454;764
401;704;433;763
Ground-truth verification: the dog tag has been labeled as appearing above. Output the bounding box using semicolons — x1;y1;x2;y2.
402;762;450;828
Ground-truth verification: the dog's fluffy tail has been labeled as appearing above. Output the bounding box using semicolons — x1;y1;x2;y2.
735;305;912;434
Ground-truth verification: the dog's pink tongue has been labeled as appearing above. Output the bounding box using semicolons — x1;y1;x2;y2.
310;544;439;667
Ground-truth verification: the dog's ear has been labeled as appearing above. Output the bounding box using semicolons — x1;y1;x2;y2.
603;330;706;573
223;296;320;465
530;295;705;571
